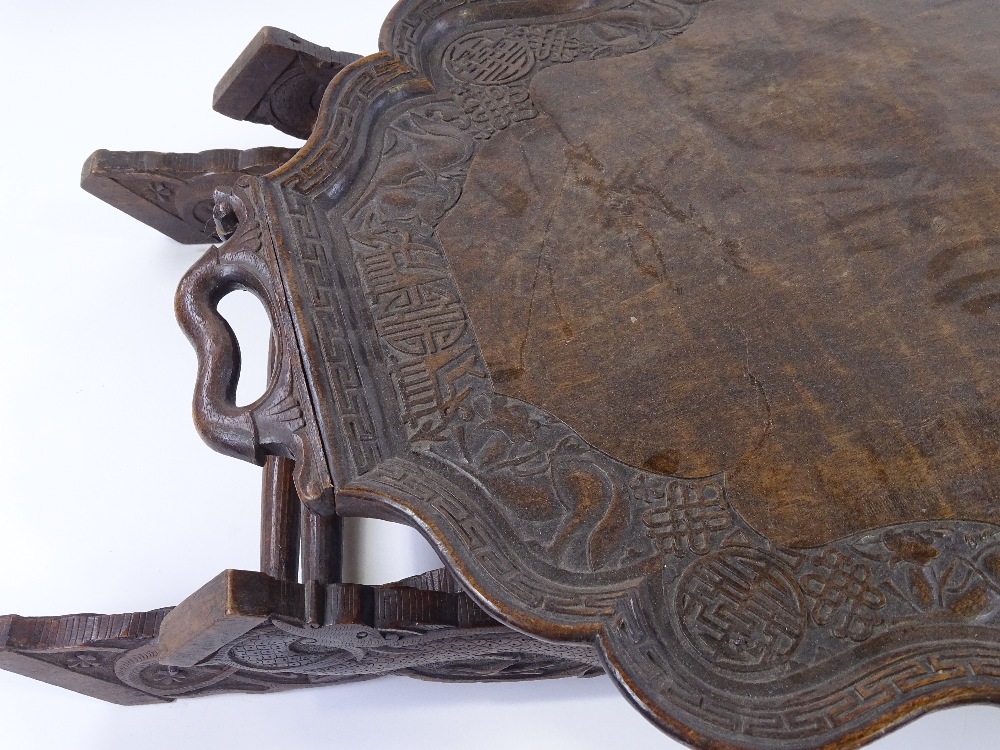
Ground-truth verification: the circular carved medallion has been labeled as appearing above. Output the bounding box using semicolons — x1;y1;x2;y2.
445;33;536;85
114;646;236;696
675;547;806;672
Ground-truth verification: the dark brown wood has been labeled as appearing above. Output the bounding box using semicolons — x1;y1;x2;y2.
0;612;169;706
177;1;1000;747
260;455;301;581
157;569;293;667
8;1;1000;748
0;570;600;705
213;26;362;139
173;181;336;513
435;7;1000;549
81;148;297;243
300;506;342;586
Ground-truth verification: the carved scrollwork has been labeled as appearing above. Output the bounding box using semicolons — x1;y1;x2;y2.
206;620;601;679
115;647;237;698
0;572;603;704
391;0;707;138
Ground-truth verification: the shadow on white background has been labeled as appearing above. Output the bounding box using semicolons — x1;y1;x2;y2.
0;1;996;748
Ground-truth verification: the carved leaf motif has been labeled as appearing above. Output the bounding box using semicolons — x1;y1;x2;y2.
909;567;935;610
983;551;1000;580
550;461;618;571
408;111;476;176
588;485;631;571
950;586;988;617
476;435;510;469
884;531;941;565
488;475;561;523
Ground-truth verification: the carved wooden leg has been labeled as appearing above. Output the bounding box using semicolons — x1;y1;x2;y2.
260;455;302;582
83;28;362;592
81;147;298;243
0;569;601;705
260;329;342;593
81;29;361;244
300;509;342;585
212;27;362;139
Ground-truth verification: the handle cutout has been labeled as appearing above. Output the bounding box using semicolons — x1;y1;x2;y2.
217;290;274;407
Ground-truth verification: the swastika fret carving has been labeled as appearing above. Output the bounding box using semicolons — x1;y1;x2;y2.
275;188;384;475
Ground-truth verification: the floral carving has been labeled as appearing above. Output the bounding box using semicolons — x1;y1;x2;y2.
450;395;549;477
876;529;1000;621
792;528;1000;644
143;665;191;686
68;653;101;670
147;181;174;201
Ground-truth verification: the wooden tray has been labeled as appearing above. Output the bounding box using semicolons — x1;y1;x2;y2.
7;1;1000;748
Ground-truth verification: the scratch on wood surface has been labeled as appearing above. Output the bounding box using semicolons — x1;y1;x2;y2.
740;326;774;456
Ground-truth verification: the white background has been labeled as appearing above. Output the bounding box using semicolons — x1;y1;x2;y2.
0;1;997;748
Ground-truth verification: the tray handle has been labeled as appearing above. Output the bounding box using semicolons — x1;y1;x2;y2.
175;185;335;512
175;244;274;465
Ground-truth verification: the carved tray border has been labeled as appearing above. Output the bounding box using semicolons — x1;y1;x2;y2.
185;1;1000;748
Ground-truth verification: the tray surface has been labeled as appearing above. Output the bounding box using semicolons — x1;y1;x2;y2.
437;0;1000;547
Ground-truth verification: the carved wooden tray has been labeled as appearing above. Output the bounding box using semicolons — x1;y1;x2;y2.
7;1;1000;748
